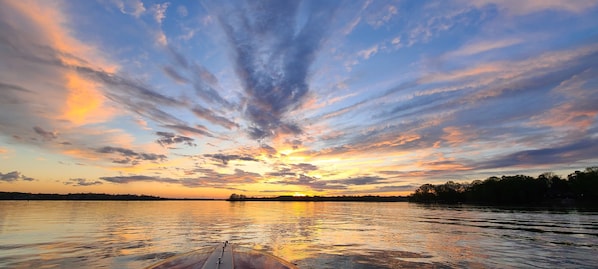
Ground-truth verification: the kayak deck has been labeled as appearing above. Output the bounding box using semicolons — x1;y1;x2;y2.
145;242;298;269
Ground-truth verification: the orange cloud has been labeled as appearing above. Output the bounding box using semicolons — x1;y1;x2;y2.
63;73;115;125
446;38;521;57
420;64;501;84
442;126;477;146
7;1;115;69
530;68;598;130
6;0;119;125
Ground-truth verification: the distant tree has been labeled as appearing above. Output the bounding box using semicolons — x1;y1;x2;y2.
568;167;598;200
411;184;437;202
434;181;465;203
228;193;247;201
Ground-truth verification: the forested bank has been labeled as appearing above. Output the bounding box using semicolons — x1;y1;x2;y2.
0;192;164;200
410;167;598;205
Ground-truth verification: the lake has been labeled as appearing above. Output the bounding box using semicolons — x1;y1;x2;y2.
0;201;596;268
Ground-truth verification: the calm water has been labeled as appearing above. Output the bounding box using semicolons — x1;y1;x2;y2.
0;201;596;269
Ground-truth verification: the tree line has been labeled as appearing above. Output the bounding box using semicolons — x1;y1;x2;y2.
409;167;598;205
228;194;408;202
0;192;164;200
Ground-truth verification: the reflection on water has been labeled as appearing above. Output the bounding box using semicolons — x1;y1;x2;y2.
0;201;596;268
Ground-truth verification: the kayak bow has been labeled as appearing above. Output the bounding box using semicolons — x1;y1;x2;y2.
145;241;298;269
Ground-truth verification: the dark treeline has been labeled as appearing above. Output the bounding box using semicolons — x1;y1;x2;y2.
228;194;408;202
0;192;165;200
410;167;598;205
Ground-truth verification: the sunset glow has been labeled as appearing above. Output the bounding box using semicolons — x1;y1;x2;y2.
1;0;597;198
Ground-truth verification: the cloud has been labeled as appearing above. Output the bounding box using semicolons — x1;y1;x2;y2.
468;0;598;15
276;174;344;191
152;2;170;46
156;31;168;46
216;1;337;139
441;126;478;147
0;82;34;105
290;163;318;172
0;82;33;93
271;173;390;193
74;66;184;108
181;168;262;188
340;1;372;35
405;4;481;47
365;4;398;28
268;167;386;192
162;66;190;84
191;106;239;130
531;68;598;130
266;168;296;177
358;45;379;59
96;146;167;165
156;131;196;147
165;47;234;109
153;2;170;24
446;38;522;58
177;5;188;17
371;184;419;193
33;126;58;140
319;43;598;163
275;173;377;191
101;175;178;184
65;178;103;186
164;124;214;137
260;144;277;155
391;36;401;48
476;138;598;169
0;0;120;135
112;0;146;18
191;80;234;109
101;168;263;189
0;0;199;149
329;176;385;186
0;171;35;182
204;153;259;165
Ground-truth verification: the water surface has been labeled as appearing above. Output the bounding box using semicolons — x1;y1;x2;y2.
0;201;596;268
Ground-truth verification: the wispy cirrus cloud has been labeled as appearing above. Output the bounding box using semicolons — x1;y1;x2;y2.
214;0;338;140
475;137;598;169
445;38;522;58
1;0;215;156
165;47;234;109
191;106;239;130
468;0;598;15
0;0;119;132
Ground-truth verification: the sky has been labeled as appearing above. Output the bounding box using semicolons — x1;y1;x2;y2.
1;0;597;199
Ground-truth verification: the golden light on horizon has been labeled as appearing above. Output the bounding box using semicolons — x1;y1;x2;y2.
292;192;307;197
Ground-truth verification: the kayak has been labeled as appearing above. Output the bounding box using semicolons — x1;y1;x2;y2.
145;241;298;269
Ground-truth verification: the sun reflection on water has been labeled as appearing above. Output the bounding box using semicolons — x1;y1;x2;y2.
1;201;597;269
